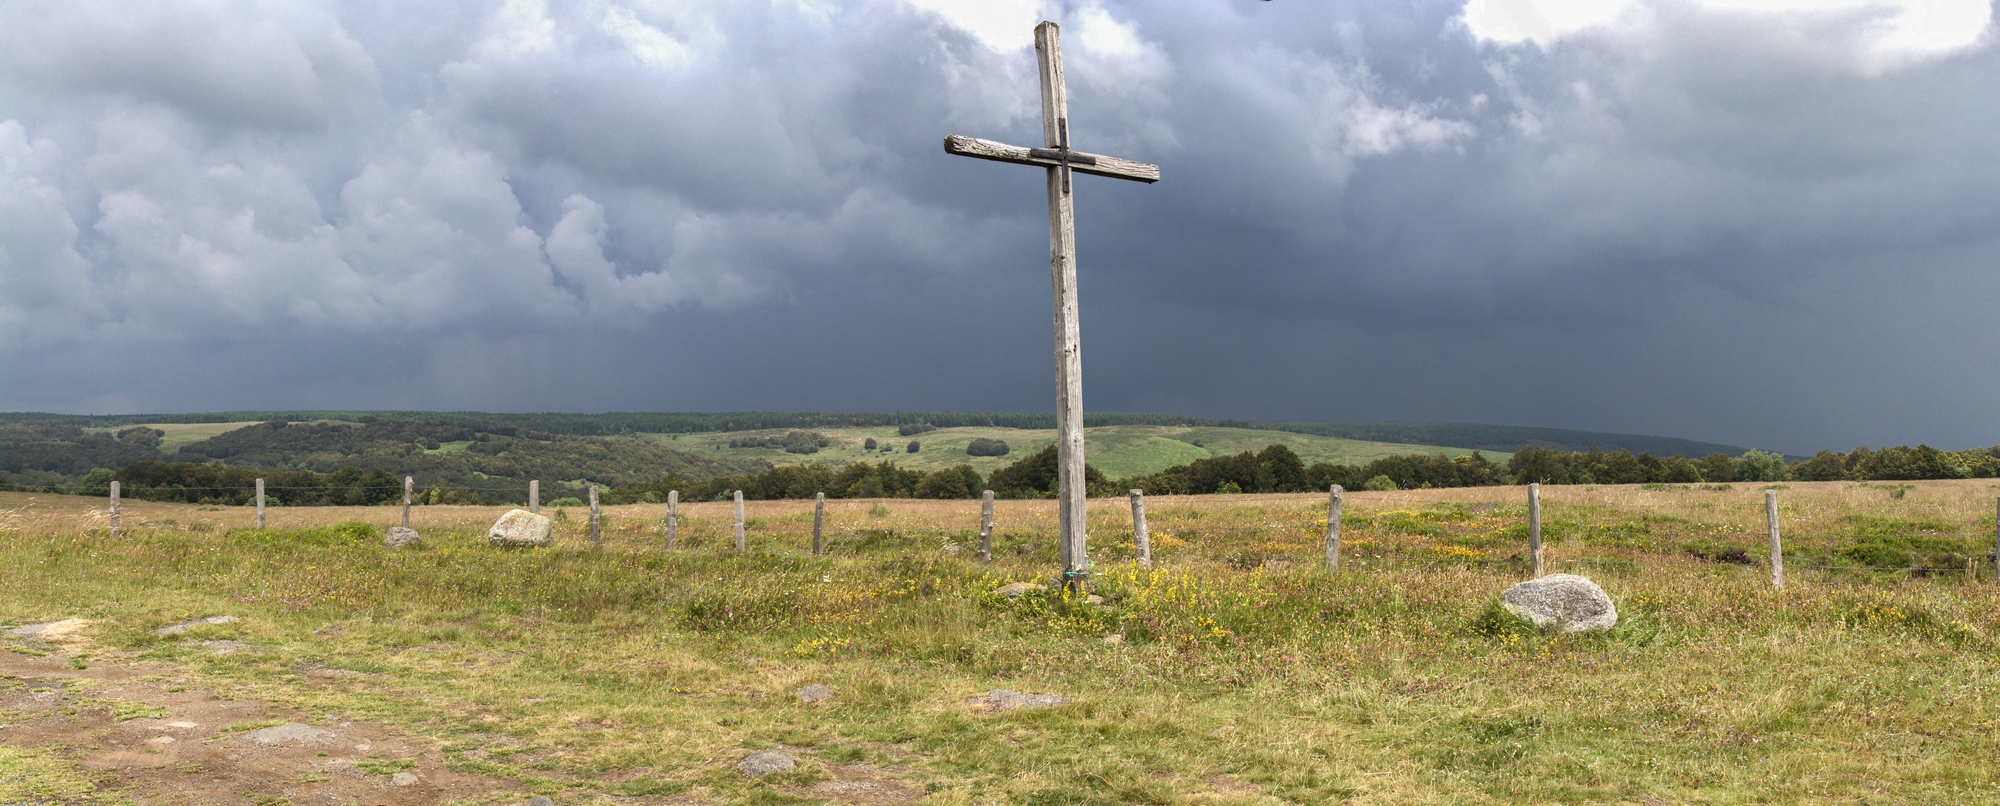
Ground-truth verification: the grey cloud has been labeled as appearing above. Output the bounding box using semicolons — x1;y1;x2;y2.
0;0;1996;454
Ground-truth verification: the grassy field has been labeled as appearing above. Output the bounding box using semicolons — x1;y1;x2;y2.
4;480;2000;804
78;421;267;452
642;424;1504;479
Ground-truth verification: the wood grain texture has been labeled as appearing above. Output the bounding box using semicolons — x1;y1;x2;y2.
943;135;1159;183
1767;490;1783;589
979;490;994;564
529;480;539;515
1130;490;1151;567
403;476;413;529
256;478;265;531
813;493;825;556
109;481;119;539
1325;485;1343;569
734;490;746;553
666;489;678;550
1038;21;1090;588
1528;483;1543;577
589;484;602;547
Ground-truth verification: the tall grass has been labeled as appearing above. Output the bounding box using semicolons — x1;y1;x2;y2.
3;481;1999;803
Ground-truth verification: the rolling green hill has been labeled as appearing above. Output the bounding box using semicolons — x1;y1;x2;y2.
645;424;1504;480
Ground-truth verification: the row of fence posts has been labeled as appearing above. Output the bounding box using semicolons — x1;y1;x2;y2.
95;480;2000;587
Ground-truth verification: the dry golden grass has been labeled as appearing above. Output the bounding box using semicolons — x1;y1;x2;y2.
3;480;1999;804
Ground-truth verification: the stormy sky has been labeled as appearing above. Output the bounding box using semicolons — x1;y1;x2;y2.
1;0;1996;454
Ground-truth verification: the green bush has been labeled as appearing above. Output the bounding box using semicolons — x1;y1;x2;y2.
1363;475;1398;491
966;438;1011;457
548;496;585;507
907;441;921;454
1737;450;1791;482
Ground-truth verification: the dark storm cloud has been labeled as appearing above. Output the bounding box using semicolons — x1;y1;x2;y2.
0;0;1994;453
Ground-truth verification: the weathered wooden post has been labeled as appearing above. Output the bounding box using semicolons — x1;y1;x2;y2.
588;484;602;547
402;476;413;528
734;490;746;553
943;20;1160;593
979;490;995;564
665;490;678;550
813;493;825;556
255;478;266;530
1767;489;1784;589
108;481;119;538
1129;489;1151;567
1325;484;1343;570
529;480;540;515
1528;483;1543;577
1993;497;1998;582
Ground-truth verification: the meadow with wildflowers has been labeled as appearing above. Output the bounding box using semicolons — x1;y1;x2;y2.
2;480;1999;803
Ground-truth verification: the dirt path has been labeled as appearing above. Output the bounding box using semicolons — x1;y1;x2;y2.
0;622;536;805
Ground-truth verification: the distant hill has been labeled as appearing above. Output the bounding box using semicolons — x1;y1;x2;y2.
0;410;1746;494
1;410;1749;457
1248;421;1750;458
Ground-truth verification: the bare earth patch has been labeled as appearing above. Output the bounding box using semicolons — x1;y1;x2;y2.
0;638;531;805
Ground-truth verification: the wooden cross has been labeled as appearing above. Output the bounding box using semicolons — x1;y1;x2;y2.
943;20;1159;591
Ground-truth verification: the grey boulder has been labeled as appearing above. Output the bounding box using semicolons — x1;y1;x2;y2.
384;526;420;549
488;509;553;547
1501;573;1617;633
738;749;797;778
242;723;334;746
967;689;1069;713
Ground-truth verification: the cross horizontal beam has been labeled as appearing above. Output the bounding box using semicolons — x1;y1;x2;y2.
943;134;1159;184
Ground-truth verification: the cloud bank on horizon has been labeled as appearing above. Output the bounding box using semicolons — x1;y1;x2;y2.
1;0;1995;454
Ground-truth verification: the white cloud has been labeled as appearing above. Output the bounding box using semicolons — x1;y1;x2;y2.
901;0;1044;51
1462;0;1992;71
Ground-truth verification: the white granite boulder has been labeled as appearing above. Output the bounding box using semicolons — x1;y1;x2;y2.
488;509;553;547
1501;573;1617;633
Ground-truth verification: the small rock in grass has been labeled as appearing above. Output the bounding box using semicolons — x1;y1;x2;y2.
797;684;834;703
146;736;175;745
9;619;89;638
243;723;334;746
383;526;420;549
488;509;553;547
1500;573;1617;633
738;749;797;778
390;771;419;787
995;582;1042;599
523;797;555;806
967;689;1069;713
155;615;237;636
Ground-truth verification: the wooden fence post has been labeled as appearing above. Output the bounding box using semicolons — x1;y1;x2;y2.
1325;485;1343;569
589;484;602;547
402;476;413;528
1130;490;1151;567
1528;483;1543;577
813;493;825;556
1993;497;1998;583
979;490;994;564
255;478;266;530
109;481;119;539
1767;489;1783;589
734;490;745;553
529;480;540;515
666;490;678;550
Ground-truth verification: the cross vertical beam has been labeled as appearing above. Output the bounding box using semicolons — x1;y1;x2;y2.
943;20;1158;594
1037;21;1088;589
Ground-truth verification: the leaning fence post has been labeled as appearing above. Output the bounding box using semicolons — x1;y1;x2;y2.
813;493;825;556
734;490;746;552
109;481;120;539
1325;484;1344;569
589;484;602;547
1528;483;1543;577
402;476;413;528
665;490;678;550
255;478;266;530
1130;489;1151;567
979;490;994;564
1767;489;1784;589
529;480;540;515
